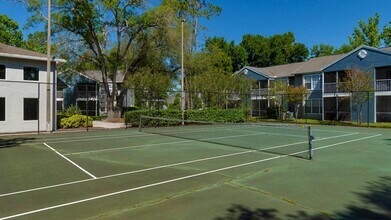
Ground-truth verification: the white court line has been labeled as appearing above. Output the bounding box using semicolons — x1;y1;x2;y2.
1;132;358;198
43;143;97;179
0;134;381;220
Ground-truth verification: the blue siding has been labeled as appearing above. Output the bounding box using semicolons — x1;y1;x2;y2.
240;69;269;81
58;73;98;109
322;47;389;123
324;48;391;72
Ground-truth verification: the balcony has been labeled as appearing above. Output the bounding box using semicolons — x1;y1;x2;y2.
251;89;269;96
376;79;391;92
57;91;64;99
323;83;348;93
77;91;97;99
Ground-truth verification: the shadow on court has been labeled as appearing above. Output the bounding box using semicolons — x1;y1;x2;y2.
0;137;35;148
215;176;391;220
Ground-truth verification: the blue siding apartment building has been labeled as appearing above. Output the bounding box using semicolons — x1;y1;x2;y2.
237;45;391;123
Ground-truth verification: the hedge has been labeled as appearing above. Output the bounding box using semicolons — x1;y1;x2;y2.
124;109;248;127
60;114;93;129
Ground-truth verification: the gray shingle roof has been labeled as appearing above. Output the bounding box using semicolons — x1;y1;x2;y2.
83;70;125;83
0;42;66;62
0;42;47;58
243;53;345;78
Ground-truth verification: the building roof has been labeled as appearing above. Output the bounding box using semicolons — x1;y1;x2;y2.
241;53;345;79
0;42;66;63
379;46;391;53
83;70;125;83
292;54;345;74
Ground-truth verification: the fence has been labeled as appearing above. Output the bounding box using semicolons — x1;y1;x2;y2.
0;78;389;134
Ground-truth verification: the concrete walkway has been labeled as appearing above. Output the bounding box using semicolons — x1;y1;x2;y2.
93;120;126;129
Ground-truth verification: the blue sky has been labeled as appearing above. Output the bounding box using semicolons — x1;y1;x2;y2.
1;0;391;49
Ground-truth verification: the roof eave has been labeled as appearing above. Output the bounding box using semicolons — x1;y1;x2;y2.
0;52;66;63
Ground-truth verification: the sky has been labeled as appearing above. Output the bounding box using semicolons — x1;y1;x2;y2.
1;0;391;49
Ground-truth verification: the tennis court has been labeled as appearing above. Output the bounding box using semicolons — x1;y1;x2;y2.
0;119;390;219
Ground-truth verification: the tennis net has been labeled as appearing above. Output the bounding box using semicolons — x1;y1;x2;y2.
138;116;314;160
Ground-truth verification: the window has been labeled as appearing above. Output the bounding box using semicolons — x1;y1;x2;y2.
24;98;39;120
24;67;39;81
0;98;5;121
305;99;322;114
0;65;5;79
304;75;322;90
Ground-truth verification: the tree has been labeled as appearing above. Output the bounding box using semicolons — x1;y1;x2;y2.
268;80;288;121
286;85;307;121
164;0;221;52
310;44;334;58
382;22;391;46
204;37;247;71
0;14;24;47
125;67;172;109
338;67;373;125
240;33;308;67
348;13;381;48
23;0;183;118
334;44;354;54
188;46;252;109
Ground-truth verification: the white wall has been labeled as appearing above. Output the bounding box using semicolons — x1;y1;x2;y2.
0;57;56;133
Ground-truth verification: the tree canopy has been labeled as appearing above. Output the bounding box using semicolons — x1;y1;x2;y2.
0;14;25;47
240;32;309;67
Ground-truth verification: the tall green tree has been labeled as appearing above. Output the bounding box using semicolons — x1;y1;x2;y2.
163;0;221;52
240;32;308;67
310;44;335;58
338;67;373;125
348;13;382;48
23;0;181;118
205;37;247;71
382;22;391;46
0;14;24;47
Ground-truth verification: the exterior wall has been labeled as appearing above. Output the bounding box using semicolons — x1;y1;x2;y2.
0;57;56;133
322;48;390;123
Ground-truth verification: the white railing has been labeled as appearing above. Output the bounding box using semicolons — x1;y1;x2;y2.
376;79;391;92
251;88;268;96
56;91;64;99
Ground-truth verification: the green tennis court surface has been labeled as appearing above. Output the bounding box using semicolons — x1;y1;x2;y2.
0;123;390;219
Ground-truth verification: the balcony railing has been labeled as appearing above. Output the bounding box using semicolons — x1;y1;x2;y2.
77;91;97;99
323;83;348;93
324;83;337;93
57;91;64;99
376;79;391;92
251;89;269;96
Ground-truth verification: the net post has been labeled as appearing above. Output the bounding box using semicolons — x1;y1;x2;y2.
308;125;314;160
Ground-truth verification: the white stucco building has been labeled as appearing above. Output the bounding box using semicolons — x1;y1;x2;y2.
0;43;65;133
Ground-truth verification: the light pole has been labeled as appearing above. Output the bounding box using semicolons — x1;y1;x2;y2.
181;19;185;125
46;0;52;132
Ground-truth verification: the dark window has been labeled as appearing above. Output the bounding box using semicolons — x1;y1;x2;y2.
57;101;63;111
24;98;38;120
376;66;391;80
324;72;336;83
0;98;5;121
0;65;5;79
24;67;39;81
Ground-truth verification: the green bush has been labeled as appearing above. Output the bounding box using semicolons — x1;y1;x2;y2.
63;105;82;117
60;114;93;129
124;109;247;127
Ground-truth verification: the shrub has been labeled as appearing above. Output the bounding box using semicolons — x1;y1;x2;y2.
63;105;82;117
60;114;93;129
124;109;247;127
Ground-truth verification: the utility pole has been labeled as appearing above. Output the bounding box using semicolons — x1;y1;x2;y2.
181;19;185;125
